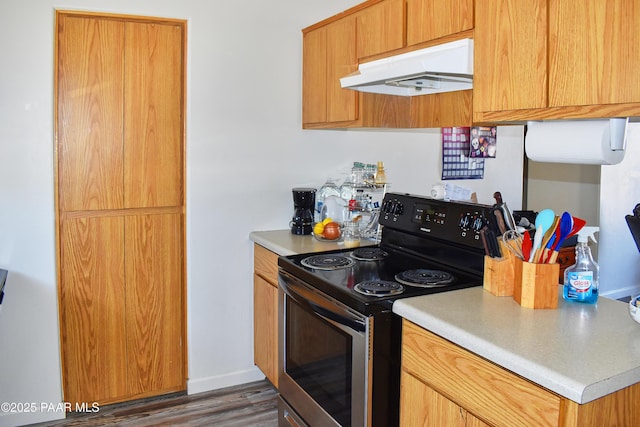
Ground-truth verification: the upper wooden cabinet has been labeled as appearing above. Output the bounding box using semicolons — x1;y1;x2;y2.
356;0;404;59
326;18;359;123
474;0;640;123
407;0;474;46
58;16;183;211
302;0;474;129
303;8;412;129
302;16;359;126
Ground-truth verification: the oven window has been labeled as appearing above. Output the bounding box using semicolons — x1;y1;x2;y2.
285;297;352;426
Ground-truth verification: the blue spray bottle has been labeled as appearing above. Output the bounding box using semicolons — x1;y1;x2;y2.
563;226;599;303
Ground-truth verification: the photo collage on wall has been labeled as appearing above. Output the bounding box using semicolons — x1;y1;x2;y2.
441;126;497;180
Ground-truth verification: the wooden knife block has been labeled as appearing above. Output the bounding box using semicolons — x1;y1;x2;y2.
483;241;521;297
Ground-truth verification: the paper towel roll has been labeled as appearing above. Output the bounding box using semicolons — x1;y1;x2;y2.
525;119;627;165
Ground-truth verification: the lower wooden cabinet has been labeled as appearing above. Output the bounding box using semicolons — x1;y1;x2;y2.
253;244;280;387
400;319;640;427
60;212;185;405
401;370;490;426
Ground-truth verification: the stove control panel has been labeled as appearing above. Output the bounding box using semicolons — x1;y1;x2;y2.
380;192;494;249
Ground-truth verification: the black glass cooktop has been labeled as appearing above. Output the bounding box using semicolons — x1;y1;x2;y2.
278;246;482;315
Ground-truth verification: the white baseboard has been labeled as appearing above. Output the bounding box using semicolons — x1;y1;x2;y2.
187;366;266;395
601;284;640;301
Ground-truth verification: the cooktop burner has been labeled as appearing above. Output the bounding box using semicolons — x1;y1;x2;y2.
395;269;455;288
354;280;404;297
301;254;355;270
351;247;388;261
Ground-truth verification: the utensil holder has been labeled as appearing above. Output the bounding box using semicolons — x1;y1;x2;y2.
483;241;521;297
513;261;559;309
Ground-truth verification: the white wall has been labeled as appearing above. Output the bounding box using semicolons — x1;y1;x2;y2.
0;1;524;425
526;162;600;226
598;124;640;299
525;126;640;299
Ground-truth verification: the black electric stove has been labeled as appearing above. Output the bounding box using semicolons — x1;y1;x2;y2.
278;192;494;315
277;192;497;427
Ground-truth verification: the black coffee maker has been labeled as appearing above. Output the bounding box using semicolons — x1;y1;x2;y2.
291;188;316;235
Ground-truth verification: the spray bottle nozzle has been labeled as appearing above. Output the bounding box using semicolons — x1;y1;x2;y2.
577;226;599;244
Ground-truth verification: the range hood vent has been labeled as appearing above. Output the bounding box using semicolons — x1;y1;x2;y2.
340;38;474;97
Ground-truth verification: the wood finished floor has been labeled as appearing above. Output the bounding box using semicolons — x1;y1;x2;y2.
28;380;278;427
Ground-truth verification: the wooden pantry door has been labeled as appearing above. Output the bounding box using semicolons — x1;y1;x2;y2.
55;11;187;406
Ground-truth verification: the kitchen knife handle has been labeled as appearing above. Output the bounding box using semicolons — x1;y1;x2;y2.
480;228;491;257
494;209;508;235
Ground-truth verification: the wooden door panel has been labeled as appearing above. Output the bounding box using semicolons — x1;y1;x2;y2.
57;16;124;211
407;0;474;46
356;0;404;59
400;371;466;426
60;216;126;404
473;0;547;113
124;22;184;208
302;28;328;124
549;0;640;107
57;11;186;406
125;213;184;394
326;18;358;123
254;274;278;387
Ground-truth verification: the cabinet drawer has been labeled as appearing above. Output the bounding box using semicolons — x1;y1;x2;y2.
254;244;279;286
402;320;560;427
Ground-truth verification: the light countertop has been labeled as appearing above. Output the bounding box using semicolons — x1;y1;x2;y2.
393;287;640;404
250;229;640;405
249;229;376;256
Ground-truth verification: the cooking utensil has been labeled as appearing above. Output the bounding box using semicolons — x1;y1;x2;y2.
568;216;587;238
501;229;524;260
522;230;532;261
494;209;508;235
479;227;491;257
542;213;571;262
484;227;502;258
535;209;555;235
493;191;516;231
529;225;544;263
537;216;559;263
548;212;573;263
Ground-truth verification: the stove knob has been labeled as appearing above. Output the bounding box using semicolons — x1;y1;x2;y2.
393;203;404;215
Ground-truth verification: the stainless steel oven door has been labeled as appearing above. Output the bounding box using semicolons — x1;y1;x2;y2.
278;270;372;427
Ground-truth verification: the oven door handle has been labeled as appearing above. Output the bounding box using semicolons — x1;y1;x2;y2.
280;273;366;333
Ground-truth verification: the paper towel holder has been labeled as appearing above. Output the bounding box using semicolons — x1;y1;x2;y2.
526;117;629;165
609;117;629;151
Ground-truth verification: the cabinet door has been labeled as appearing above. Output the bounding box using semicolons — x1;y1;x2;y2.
473;0;548;115
60;216;127;404
125;213;184;395
407;0;474;46
548;0;640;107
254;274;279;387
356;0;404;59
401;371;492;427
400;370;466;426
57;11;186;406
402;320;560;427
124;22;184;209
302;27;328;124
326;17;359;123
57;16;125;212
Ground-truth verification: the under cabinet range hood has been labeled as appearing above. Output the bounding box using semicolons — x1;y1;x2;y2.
340;38;473;97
